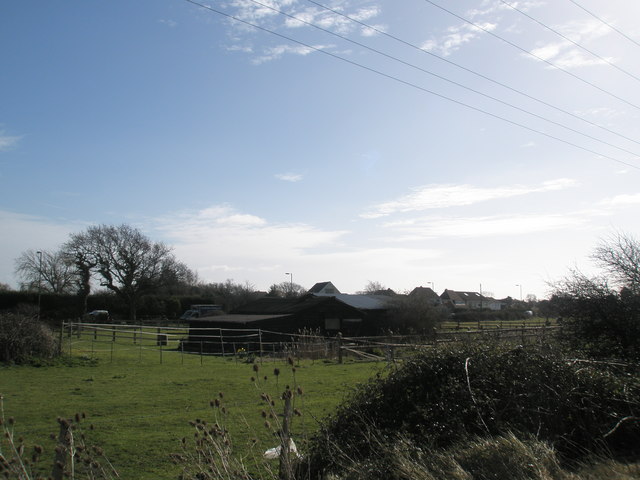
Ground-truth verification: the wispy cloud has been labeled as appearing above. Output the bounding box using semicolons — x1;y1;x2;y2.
275;172;303;182
361;179;578;218
224;0;383;62
380;212;588;240
158;19;177;28
527;19;613;68
153;205;348;280
421;22;497;56
0;131;22;152
251;43;330;64
0;210;80;286
599;193;640;207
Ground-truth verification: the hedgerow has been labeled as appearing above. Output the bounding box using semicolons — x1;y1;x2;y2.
300;344;640;479
0;313;58;364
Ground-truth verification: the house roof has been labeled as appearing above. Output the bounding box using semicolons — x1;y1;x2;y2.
330;294;391;310
441;289;498;302
409;286;439;300
188;314;290;325
308;281;341;294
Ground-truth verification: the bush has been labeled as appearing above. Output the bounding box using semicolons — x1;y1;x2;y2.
300;345;640;479
0;313;58;363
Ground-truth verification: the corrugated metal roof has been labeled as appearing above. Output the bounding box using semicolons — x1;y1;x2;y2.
332;294;391;310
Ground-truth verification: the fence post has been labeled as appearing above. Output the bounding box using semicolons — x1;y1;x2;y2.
337;333;343;364
259;329;263;364
219;328;225;356
112;325;116;342
200;341;203;366
58;321;64;355
279;391;293;480
51;418;71;480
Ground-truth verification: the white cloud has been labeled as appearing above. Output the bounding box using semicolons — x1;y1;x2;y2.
361;179;578;218
380;212;588;239
0;132;22;152
275;172;303;182
153;204;349;283
527;18;613;68
599;193;640;207
158;19;177;28
421;22;497;56
0;210;79;287
251;43;330;64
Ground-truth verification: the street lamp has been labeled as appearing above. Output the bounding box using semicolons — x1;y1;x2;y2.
427;281;435;293
515;284;522;301
285;272;293;296
36;250;43;321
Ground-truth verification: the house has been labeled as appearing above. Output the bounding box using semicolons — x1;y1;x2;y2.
308;281;341;295
440;289;504;310
408;286;441;305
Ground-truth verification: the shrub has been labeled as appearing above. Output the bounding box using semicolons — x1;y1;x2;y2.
300;345;640;479
0;313;58;364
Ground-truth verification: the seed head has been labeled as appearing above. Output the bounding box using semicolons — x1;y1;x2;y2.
273;368;280;376
252;364;259;373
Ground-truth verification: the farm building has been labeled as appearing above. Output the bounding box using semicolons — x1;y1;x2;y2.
182;293;388;353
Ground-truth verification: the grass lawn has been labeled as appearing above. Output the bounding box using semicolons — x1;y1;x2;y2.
0;336;384;479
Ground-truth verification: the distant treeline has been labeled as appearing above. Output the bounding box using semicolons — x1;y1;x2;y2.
0;291;228;323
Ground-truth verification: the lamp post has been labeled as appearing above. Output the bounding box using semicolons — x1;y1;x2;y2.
515;284;522;301
427;281;435;293
285;272;293;297
36;250;43;321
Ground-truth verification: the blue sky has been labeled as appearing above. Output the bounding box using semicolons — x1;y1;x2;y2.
1;0;639;299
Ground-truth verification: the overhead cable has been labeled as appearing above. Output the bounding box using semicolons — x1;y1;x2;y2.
567;0;640;49
305;0;640;148
422;0;640;112
180;0;639;170
499;0;640;84
245;0;640;158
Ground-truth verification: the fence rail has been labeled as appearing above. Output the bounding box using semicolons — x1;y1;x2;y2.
60;321;561;364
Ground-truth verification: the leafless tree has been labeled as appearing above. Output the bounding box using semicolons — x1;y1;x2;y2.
14;249;75;294
77;224;194;321
62;231;99;314
592;231;640;293
267;281;306;298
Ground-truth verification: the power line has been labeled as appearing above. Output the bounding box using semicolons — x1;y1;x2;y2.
498;0;640;84
246;0;640;158
180;0;640;170
567;0;640;49
422;0;640;112
304;0;640;148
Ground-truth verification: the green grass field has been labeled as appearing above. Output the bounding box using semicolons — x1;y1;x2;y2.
0;336;384;479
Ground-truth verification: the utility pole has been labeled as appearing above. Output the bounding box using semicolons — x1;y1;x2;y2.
285;272;293;297
37;250;43;321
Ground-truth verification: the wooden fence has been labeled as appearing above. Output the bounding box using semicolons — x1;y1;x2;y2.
60;321;561;364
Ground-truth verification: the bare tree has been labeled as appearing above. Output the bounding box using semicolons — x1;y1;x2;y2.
0;283;11;292
357;281;391;295
14;249;75;294
267;281;306;298
80;224;193;321
62;232;99;314
592;232;640;293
